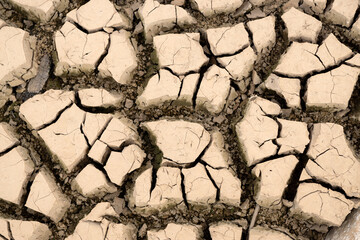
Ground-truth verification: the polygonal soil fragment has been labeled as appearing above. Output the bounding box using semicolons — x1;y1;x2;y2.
153;33;209;75
147;223;203;240
0;217;51;240
218;46;257;81
8;0;68;22
326;208;360;240
100;117;140;149
207;167;242;205
54;22;109;76
189;0;244;17
252;155;298;209
0;25;38;87
142;119;210;165
209;222;243;240
264;74;301;108
78;88;123;108
137;69;182;108
98;30;138;84
19;90;75;130
147;166;184;209
0;122;19;153
104;145;146;186
130;167;153;208
235;96;281;166
196;65;231;113
305;65;360;110
276;119;309;155
305;123;360;198
82;112;112;146
139;0;196;42
246;15;276;53
72;164;117;197
25;169;70;223
66;0;131;32
316;34;353;68
0;146;34;205
249;226;293;240
291;183;354;226
274;42;324;78
177;74;200;105
105;223;138;240
182;163;217;205
201;131;232;169
206;23;249;56
281;7;322;43
325;0;358;27
38;104;88;173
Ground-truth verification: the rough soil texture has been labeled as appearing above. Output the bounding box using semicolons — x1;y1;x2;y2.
1;0;360;239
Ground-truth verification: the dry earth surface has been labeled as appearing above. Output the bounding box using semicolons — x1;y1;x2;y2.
0;0;360;239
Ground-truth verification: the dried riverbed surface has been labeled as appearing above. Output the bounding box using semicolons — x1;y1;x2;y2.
0;0;360;239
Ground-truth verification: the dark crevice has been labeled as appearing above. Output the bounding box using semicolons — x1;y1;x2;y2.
202;223;212;240
74;91;117;114
7;221;13;240
19;168;39;206
94;34;111;73
36;102;74;131
66;20;90;35
180;170;189;209
204;166;220;201
0;143;19;158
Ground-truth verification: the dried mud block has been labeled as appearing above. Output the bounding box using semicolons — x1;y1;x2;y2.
218;46;257;81
206;23;249;56
316;34;353;68
142;119;210;165
0;26;37;87
72;164;117;197
0;122;19;154
189;0;244;17
276;119;309;155
235;96;281;166
326;208;360;240
82;112;112;146
139;0;196;42
19;90;75;130
182;164;217;205
346;53;360;67
209;222;243;240
147;223;203;240
78;88;123;108
65;221;108;240
100;117;140;149
137;69;182;108
274;42;324;78
252;155;298;209
130;168;152;208
264;74;301;108
249;226;293;240
105;223;137;240
325;0;358;27
38;104;88;173
301;0;327;14
88;140;110;164
291;183;354;226
98;30;138;85
54;22;109;76
153;33;209;75
247;16;276;53
83;202;117;222
306;65;360;110
196;65;231;114
104;145;146;186
147;166;183;209
281;7;322;43
26;169;70;223
0;218;51;240
0;147;34;205
9;0;67;22
202;131;232;169
305;123;360;198
207;167;242;205
351;18;360;41
66;0;131;32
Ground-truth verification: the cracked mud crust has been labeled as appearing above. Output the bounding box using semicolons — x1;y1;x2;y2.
1;0;360;239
